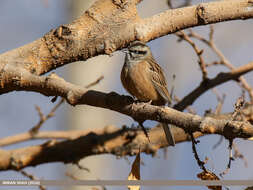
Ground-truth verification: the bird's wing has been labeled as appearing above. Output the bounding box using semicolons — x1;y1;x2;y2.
148;56;172;104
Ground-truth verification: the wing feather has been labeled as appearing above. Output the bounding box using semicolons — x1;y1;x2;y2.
147;56;172;104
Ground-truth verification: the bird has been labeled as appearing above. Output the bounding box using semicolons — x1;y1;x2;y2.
120;40;175;146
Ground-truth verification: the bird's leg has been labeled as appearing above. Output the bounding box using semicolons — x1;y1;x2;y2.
138;121;150;142
147;100;153;104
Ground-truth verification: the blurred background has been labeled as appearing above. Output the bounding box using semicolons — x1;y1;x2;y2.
0;0;252;190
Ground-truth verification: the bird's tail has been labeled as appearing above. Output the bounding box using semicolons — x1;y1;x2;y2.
161;123;175;146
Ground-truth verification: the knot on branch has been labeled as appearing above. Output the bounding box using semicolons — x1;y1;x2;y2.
224;121;252;139
67;90;82;106
199;117;216;134
43;27;74;64
196;3;208;25
10;156;23;170
200;77;210;87
223;122;239;140
54;25;72;39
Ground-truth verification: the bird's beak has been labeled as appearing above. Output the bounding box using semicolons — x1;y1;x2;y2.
121;48;129;53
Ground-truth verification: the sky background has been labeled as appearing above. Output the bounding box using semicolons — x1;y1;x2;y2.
0;0;253;190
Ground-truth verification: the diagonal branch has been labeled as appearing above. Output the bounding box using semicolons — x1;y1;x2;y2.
189;27;253;102
1;62;253;138
1;101;253;147
1;102;253;170
173;62;253;111
1;101;253;170
175;30;208;80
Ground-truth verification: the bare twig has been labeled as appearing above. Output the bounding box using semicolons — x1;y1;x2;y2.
189;26;253;102
220;96;246;177
174;62;253;111
29;75;104;135
233;143;248;167
190;133;207;172
65;172;79;180
85;76;104;89
212;88;226;115
212;136;224;150
220;139;234;177
20;170;46;190
75;162;90;173
176;31;208;80
232;96;245;120
29;98;64;134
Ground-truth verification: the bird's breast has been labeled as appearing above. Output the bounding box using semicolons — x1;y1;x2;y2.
121;61;161;103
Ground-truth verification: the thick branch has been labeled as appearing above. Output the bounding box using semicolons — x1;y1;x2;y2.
0;0;252;78
0;126;201;171
1;63;253;139
1;102;253;170
2;101;253;147
136;0;253;41
0;0;253;171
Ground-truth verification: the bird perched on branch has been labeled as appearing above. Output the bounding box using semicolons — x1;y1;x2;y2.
120;41;175;146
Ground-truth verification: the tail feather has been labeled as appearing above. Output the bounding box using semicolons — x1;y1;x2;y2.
162;123;175;146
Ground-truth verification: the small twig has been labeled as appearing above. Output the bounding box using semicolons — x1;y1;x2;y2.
75;162;90;173
29;98;65;134
29;75;104;135
190;133;207;172
209;25;214;42
205;61;222;67
220;96;246;176
189;26;253;102
174;61;253;111
65;172;107;190
176;31;208;81
85;75;104;88
212;88;226;115
138;122;150;142
233;143;248;167
20;170;46;190
65;172;79;180
212;136;224;150
232;96;245;120
220;139;234;177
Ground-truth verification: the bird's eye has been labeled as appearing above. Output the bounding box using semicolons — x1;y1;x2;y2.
138;50;146;54
131;50;146;54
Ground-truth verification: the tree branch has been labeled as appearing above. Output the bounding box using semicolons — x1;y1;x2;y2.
1;99;253;170
0;0;252;78
173;62;253;111
1;101;253;170
189;26;253;102
1;61;253;138
0;126;200;170
0;0;253;171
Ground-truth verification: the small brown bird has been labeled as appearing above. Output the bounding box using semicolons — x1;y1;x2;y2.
121;41;175;146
